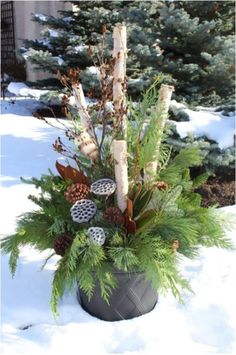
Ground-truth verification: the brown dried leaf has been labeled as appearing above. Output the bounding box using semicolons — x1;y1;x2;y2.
126;198;133;219
56;160;67;180
55;161;90;185
124;215;136;235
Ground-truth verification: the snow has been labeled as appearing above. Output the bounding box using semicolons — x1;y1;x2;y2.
7;82;49;100
63;16;73;23
72;45;87;53
170;100;235;149
1;98;236;355
51;57;65;66
7;82;29;96
0;98;44;116
87;66;100;75
47;29;61;38
34;13;48;22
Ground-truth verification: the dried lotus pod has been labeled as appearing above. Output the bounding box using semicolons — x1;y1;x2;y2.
75;131;99;161
70;199;97;223
91;178;116;196
88;227;106;246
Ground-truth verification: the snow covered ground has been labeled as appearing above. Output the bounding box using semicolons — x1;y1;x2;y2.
170;100;235;149
1;98;236;355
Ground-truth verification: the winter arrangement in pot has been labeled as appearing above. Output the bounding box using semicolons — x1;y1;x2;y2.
1;25;234;322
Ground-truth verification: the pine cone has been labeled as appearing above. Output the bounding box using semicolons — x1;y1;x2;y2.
64;183;90;203
104;207;125;225
172;239;179;253
53;234;73;256
154;181;169;191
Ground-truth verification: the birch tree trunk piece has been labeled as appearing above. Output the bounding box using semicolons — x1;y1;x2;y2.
72;83;93;132
112;24;127;137
75;131;99;162
144;84;174;182
113;139;128;212
72;83;99;162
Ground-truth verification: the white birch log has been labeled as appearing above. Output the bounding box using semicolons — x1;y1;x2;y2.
144;84;174;182
112;24;127;136
113;139;128;212
72;83;93;132
75;131;99;162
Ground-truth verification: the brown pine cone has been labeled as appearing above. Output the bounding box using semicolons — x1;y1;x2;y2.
154;181;169;191
104;207;125;225
172;239;179;253
53;234;73;256
64;183;90;203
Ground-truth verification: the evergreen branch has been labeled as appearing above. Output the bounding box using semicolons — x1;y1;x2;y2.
40;252;56;270
107;246;139;272
95;263;118;304
50;256;71;316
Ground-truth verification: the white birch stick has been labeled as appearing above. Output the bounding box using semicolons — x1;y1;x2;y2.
112;24;127;136
72;83;93;132
113;140;128;212
72;83;99;161
144;84;174;182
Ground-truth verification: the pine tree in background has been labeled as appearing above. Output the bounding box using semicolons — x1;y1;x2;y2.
21;0;235;106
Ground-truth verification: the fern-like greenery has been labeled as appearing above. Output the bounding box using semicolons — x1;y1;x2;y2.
1;84;234;316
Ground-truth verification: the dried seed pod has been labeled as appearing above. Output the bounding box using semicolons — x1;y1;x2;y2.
70;199;97;223
75;131;99;161
88;227;106;246
91;178;116;196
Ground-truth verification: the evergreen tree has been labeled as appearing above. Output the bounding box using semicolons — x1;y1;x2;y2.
22;0;235;105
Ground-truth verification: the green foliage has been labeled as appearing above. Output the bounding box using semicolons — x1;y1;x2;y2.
158;147;203;187
130;234;192;301
127;77;170;181
1;82;234;316
166;123;235;175
21;1;234;105
95;264;118;304
108;246;139;272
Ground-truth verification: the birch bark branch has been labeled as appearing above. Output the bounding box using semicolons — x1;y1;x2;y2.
113;140;128;212
72;83;99;162
144;84;174;182
112;24;128;212
112;24;127;137
72;83;93;132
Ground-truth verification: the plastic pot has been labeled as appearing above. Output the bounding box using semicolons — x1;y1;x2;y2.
77;269;158;321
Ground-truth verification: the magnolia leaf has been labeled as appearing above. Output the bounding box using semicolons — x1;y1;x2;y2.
129;182;142;202
133;188;154;218
135;210;157;233
56;161;90;185
124;215;136;235
55;161;66;179
127;198;133;219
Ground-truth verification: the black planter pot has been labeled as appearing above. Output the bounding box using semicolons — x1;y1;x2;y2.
77;269;158;321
